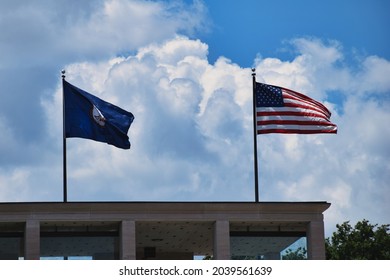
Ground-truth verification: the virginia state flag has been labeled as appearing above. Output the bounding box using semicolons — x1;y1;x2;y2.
63;80;134;149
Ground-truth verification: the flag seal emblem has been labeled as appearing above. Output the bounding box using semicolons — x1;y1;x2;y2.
91;105;106;127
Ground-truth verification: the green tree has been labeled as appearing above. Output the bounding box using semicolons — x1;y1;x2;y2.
282;247;307;260
325;219;390;259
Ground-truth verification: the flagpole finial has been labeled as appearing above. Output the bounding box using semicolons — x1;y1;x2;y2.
251;68;256;77
61;69;66;79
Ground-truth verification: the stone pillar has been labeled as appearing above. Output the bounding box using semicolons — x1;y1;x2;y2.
120;220;136;260
24;220;40;260
213;220;230;260
307;218;326;260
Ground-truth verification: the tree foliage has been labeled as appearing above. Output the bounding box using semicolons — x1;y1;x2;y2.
325;219;390;259
282;247;307;260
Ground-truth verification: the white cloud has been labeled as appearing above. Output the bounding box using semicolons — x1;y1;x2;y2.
0;0;210;173
41;36;253;202
40;37;390;233
0;168;30;201
0;0;208;68
65;0;208;57
0;0;388;235
357;55;390;94
254;38;390;234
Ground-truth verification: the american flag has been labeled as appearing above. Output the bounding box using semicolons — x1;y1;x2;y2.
255;82;337;134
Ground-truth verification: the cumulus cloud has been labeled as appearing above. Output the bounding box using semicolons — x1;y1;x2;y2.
357;55;390;94
0;0;210;183
0;0;388;236
0;0;208;67
0;168;30;201
39;37;390;236
254;38;390;232
42;35;254;202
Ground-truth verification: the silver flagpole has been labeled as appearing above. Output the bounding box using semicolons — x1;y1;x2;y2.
61;70;68;202
252;68;259;202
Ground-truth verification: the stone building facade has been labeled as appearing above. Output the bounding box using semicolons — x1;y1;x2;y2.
0;202;330;260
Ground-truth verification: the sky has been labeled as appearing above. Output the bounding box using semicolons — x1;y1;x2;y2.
0;0;389;237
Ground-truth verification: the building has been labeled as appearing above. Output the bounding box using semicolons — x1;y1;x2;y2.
0;201;330;260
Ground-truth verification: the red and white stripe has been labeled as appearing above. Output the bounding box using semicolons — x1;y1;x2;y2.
256;87;338;134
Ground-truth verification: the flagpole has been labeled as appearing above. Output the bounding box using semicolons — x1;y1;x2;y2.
61;70;68;203
252;68;259;202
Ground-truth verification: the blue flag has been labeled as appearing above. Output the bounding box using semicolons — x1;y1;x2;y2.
63;80;134;149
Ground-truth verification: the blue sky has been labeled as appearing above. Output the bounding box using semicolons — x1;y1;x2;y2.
0;0;389;236
200;0;390;65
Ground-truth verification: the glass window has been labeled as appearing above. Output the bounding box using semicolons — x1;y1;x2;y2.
0;222;24;260
230;222;307;260
40;222;119;260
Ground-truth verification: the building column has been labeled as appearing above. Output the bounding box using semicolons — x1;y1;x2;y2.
120;220;136;260
307;218;326;260
213;220;230;260
24;220;40;260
